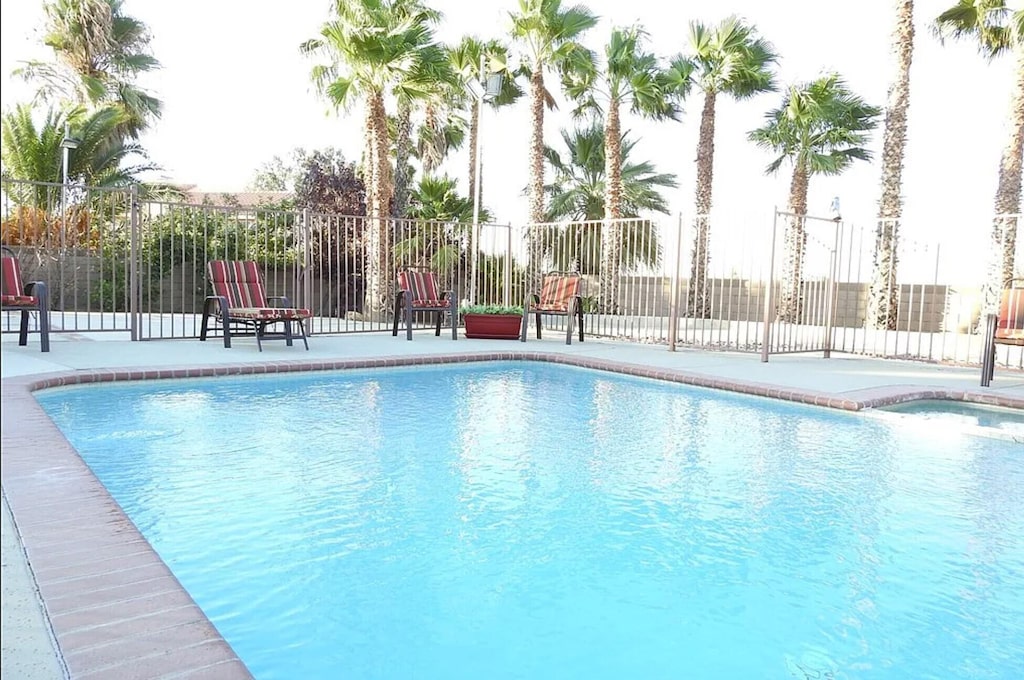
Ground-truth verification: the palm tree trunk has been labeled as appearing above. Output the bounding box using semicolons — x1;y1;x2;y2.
528;63;546;286
688;89;717;319
467;98;480;209
364;89;392;320
868;0;914;331
600;98;623;313
393;98;413;218
777;164;810;323
983;43;1024;313
421;102;443;176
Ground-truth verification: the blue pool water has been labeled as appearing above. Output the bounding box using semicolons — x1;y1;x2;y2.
38;362;1024;680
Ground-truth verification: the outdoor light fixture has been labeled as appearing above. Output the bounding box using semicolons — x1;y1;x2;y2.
60;122;80;188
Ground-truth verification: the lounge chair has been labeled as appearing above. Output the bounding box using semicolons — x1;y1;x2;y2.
392;266;457;340
1;245;50;352
520;271;584;345
199;260;311;351
980;284;1024;386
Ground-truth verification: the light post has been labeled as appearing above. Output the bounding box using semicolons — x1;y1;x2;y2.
59;122;79;310
468;56;503;304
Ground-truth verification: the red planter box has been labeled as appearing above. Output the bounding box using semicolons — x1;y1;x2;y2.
463;313;522;340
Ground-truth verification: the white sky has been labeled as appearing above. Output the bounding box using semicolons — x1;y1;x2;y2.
0;0;1017;281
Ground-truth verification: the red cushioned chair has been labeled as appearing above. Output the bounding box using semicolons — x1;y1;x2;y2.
392;266;457;341
1;245;50;352
199;260;311;351
980;284;1024;386
520;271;584;345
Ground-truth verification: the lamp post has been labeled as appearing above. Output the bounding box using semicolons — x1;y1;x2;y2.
58;122;79;310
468;56;503;304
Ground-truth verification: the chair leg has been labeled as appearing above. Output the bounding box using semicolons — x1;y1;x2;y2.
520;307;529;342
18;309;29;346
535;312;542;339
36;283;50;352
284;320;294;347
434;309;442;336
298;319;309;350
577;303;585;342
565;310;574;345
392;293;403;336
255;322;264;352
221;308;232;348
405;302;413;340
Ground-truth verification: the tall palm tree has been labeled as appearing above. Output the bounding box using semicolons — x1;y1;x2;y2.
302;0;444;317
565;25;679;311
936;0;1024;313
16;0;162;139
869;0;916;331
2;104;155;204
510;0;598;238
668;16;777;318
542;122;676;273
749;74;881;323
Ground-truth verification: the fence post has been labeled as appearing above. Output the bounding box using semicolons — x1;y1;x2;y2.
760;208;779;362
505;224;513;307
822;218;841;359
668;213;683;351
129;184;140;341
301;208;313;325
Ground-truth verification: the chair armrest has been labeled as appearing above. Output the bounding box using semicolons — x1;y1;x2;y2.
24;281;48;297
203;294;229;314
267;295;292;308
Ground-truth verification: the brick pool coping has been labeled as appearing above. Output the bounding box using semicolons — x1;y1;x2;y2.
3;351;1023;678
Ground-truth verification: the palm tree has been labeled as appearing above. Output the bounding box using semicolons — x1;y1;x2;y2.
448;37;522;209
302;0;444;317
668;16;777;318
936;0;1024;314
749;74;881;323
868;0;916;331
542;122;676;273
15;0;162;139
564;25;679;311
509;0;599;257
394;175;488;274
2;104;155;204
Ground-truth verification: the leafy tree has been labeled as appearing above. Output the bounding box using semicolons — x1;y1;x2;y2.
936;0;1024;312
542;122;673;274
15;0;162;138
510;0;598;231
302;0;446;317
394;175;486;273
565;25;678;311
667;16;777;317
749;74;880;323
869;0;915;330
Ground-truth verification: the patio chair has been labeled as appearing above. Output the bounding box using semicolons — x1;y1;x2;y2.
199;260;311;351
520;271;584;345
392;266;457;341
1;245;50;352
980;284;1024;386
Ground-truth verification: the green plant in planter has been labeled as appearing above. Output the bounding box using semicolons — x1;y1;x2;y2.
460;304;524;316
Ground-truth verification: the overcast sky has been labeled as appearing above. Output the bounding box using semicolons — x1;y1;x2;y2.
0;0;1017;281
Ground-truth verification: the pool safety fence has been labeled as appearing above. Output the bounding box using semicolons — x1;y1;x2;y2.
1;178;1020;369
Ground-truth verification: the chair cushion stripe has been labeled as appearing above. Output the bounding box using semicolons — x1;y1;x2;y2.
1;256;24;298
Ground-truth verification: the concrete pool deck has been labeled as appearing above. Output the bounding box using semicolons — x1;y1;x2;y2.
3;331;1023;679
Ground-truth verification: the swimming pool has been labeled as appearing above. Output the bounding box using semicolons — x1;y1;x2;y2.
38;362;1024;679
